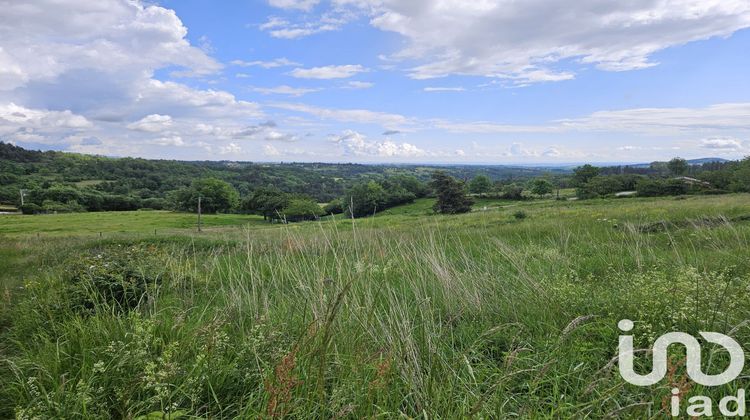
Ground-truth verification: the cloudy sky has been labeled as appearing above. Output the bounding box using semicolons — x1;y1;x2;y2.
1;0;749;163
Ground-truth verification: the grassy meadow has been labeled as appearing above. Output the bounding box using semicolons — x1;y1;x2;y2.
2;194;750;418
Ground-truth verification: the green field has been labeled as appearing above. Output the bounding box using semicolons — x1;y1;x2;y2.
2;194;750;418
0;210;267;237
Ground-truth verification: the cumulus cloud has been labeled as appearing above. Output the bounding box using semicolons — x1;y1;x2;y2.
0;103;92;144
219;142;242;155
0;0;220;91
332;130;426;158
0;0;276;158
263;144;282;156
701;137;744;150
152;135;184;146
289;64;367;79
232;121;297;142
304;0;750;83
126;114;173;132
0;103;91;130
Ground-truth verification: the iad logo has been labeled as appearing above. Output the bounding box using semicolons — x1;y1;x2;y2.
617;319;747;417
618;319;744;386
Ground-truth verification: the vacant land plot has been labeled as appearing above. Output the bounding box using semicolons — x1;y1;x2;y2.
2;194;750;418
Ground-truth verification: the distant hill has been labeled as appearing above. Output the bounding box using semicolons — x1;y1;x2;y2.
0;142;570;207
686;157;730;165
626;157;731;169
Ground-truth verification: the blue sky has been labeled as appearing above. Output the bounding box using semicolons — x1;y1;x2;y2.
1;0;749;164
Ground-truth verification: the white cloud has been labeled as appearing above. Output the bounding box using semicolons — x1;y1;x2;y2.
0;103;93;145
251;85;320;96
560;103;750;134
269;0;320;12
0;0;220;91
263;144;282;156
126;114;173;132
152;135;184;146
259;15;344;39
701;137;744;150
320;0;750;82
0;0;277;159
455;149;465;156
542;147;561;158
0;103;91;130
332;130;426;158
345;81;374;89
423;87;465;92
289;64;366;79
230;57;299;68
231;121;297;142
219;142;242;155
435;103;750;135
270;102;412;130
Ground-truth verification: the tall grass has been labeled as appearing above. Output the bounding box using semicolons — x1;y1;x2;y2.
2;194;750;418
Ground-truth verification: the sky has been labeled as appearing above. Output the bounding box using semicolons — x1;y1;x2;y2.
1;0;749;164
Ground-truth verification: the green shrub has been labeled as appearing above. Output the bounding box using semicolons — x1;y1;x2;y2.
323;198;345;215
19;203;41;214
282;198;324;222
513;210;527;220
63;246;164;315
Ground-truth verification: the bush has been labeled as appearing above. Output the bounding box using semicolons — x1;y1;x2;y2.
636;178;689;197
41;199;86;213
282;198;324;222
500;184;524;200
20;203;41;214
323;198;345;215
513;210;527;220
63;246;164;315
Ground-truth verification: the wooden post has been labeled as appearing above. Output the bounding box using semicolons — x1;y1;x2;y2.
197;196;202;233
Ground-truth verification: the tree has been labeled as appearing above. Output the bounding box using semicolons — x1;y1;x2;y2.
387;175;429;198
667;157;689;176
431;171;473;214
729;158;750;192
174;178;239;213
636;178;688;197
282;198;324;222
468;175;492;196
572;164;600;187
346;181;387;217
241;187;289;221
529;178;553;197
323;198;345;215
500;183;524;200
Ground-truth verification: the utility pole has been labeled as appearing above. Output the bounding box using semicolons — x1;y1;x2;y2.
197;196;202;233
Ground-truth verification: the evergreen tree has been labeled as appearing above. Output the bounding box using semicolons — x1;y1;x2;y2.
431;171;474;214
